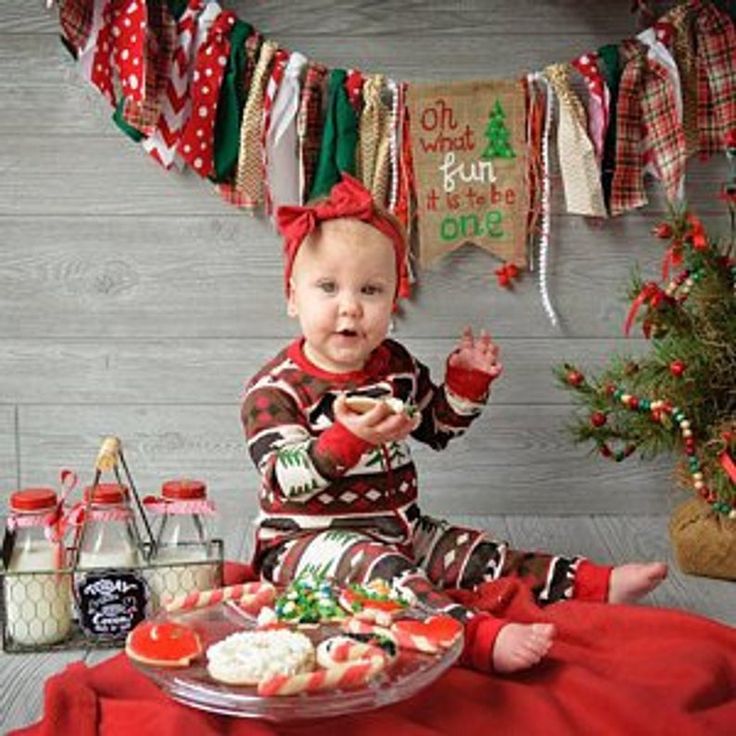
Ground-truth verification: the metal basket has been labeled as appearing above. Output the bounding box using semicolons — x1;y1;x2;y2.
1;538;224;653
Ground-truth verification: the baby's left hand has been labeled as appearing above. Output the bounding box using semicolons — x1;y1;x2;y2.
448;326;503;378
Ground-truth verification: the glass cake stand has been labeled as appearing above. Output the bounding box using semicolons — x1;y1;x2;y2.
130;602;463;721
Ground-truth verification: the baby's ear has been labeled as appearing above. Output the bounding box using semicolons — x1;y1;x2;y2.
286;280;298;317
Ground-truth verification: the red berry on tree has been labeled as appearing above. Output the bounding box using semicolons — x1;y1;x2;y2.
495;266;511;288
669;360;686;377
567;370;584;387
591;411;607;427
652;222;673;239
628;396;639;410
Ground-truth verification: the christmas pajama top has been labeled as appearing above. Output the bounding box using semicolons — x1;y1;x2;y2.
242;337;493;559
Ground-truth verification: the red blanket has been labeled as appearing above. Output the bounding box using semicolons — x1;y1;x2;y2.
12;568;736;736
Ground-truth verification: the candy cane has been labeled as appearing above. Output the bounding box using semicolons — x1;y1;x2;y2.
342;616;456;654
162;581;275;613
258;637;388;697
316;635;384;668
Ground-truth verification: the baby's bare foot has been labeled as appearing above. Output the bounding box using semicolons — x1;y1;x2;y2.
492;622;555;674
608;562;668;604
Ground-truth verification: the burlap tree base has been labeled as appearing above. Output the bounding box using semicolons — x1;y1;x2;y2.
669;498;736;581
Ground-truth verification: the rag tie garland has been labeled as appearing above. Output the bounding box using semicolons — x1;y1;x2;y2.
177;10;237;177
276;174;411;300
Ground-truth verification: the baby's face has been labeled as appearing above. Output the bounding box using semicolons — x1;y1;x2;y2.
288;219;397;373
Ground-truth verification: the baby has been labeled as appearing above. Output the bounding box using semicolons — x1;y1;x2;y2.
242;174;667;674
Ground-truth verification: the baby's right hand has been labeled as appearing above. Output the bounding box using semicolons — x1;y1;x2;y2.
333;394;418;446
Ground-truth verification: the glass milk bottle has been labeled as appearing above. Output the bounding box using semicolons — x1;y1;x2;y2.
148;479;219;607
76;483;142;569
3;488;72;646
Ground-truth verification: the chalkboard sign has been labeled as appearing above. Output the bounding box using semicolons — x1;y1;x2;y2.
75;570;148;640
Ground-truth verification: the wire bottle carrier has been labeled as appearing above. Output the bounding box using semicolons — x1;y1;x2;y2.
1;437;223;652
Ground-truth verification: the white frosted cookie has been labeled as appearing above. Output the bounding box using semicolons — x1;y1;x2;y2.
206;629;316;685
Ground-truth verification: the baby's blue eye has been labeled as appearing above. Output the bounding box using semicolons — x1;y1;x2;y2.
362;284;384;296
318;281;337;294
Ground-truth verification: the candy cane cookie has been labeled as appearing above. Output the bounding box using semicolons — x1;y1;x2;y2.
343;613;463;654
162;581;275;614
257;635;390;697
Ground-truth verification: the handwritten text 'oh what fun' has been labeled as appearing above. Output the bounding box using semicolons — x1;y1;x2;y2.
418;98;516;242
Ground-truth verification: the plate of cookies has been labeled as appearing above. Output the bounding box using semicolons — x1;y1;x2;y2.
125;574;464;721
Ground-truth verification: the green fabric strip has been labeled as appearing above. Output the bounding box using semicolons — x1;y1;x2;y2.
112;98;146;142
309;69;358;200
598;43;621;212
211;19;253;183
166;0;189;22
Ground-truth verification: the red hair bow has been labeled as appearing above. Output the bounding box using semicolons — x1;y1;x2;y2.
276;174;410;299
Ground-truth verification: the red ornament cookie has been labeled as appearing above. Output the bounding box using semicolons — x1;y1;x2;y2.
125;621;202;668
391;615;463;651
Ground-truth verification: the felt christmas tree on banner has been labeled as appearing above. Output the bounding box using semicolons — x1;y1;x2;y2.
481;100;515;160
554;139;736;578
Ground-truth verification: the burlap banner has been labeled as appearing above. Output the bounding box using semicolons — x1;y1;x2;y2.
408;79;528;268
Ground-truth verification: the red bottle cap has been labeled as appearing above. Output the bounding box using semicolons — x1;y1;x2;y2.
9;488;58;513
84;483;129;505
161;479;207;500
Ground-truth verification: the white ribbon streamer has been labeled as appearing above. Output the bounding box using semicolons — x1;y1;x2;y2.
528;72;559;328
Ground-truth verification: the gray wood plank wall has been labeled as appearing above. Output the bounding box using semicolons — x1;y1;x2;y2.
0;1;730;549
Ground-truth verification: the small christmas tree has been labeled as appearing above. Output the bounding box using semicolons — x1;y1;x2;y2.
555;137;736;522
481;99;515;160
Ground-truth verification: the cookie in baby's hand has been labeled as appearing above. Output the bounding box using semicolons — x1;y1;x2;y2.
344;396;407;415
126;621;202;668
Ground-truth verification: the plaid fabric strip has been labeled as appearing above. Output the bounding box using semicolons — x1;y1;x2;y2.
59;0;93;54
641;55;687;204
666;2;699;156
121;2;176;135
233;39;278;211
693;0;736;155
176;11;236;177
261;49;291;216
610;39;648;216
297;62;328;203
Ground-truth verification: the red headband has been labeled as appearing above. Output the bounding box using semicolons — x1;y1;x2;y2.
276;174;411;299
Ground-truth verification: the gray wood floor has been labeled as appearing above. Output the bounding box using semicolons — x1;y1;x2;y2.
2;515;733;734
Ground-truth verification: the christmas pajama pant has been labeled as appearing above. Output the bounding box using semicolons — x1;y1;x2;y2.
257;514;601;623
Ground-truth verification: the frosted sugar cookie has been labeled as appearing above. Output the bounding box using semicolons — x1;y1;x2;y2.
206;629;315;685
